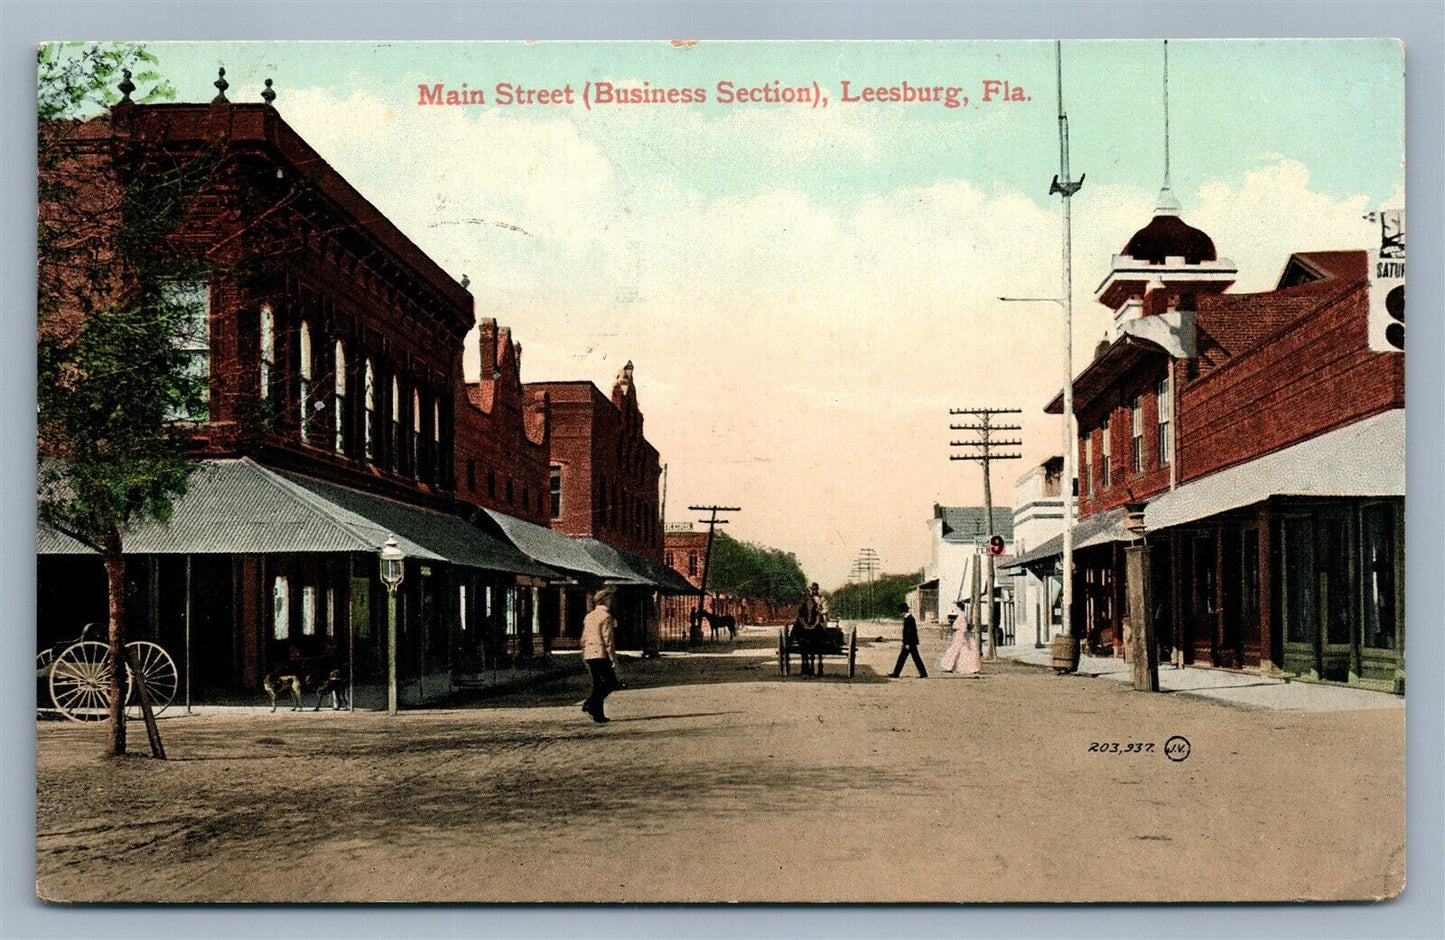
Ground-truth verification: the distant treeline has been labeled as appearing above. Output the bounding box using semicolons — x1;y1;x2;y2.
827;572;921;620
705;532;810;606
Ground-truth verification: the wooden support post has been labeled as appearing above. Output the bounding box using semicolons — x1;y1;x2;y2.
1169;531;1184;667
1257;505;1275;672
1125;546;1159;691
123;646;166;759
1214;529;1226;666
1111;542;1125;658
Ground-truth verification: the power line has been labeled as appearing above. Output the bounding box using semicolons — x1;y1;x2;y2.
949;407;1022;660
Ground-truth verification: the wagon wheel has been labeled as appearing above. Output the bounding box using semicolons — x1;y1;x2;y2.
36;647;57;679
48;641;118;722
779;627;790;676
125;641;178;717
848;626;858;679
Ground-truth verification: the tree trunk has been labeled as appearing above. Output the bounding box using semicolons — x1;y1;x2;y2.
101;527;126;757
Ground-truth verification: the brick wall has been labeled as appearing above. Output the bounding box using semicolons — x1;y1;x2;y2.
1074;250;1402;514
1179;276;1403;482
1076;366;1173;516
529;379;664;560
453;320;552;526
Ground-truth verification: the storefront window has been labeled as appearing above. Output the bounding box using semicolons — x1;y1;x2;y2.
1324;515;1352;646
1362;504;1398;650
272;575;290;640
1283;518;1314;645
301;585;317;636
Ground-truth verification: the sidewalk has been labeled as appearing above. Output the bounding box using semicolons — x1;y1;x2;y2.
1001;644;1403;712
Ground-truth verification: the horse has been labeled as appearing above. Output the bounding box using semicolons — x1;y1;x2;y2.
698;610;737;641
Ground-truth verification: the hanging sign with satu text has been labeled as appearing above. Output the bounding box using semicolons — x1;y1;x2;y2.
1368;209;1404;353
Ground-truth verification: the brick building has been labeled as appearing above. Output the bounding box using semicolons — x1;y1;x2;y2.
1017;190;1404;691
36;81;587;708
664;527;710;587
525;363;687;648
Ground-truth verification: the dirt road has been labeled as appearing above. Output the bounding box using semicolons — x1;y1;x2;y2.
35;625;1404;903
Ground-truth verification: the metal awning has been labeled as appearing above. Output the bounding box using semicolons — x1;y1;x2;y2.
998;506;1131;573
37;459;558;578
1145;409;1404;531
37;459;442;560
277;472;557;578
575;539;697;595
480;509;631;581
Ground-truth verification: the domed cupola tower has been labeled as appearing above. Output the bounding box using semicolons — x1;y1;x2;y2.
1095;42;1236;337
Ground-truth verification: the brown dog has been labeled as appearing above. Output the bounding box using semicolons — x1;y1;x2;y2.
263;673;303;712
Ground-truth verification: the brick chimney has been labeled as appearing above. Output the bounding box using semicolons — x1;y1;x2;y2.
478;317;498;380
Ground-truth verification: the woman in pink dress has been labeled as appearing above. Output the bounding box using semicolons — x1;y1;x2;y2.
939;601;981;675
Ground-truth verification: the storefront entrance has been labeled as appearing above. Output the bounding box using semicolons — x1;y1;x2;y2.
1278;500;1403;691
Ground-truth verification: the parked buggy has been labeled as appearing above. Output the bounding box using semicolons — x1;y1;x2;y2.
36;623;178;723
777;618;858;678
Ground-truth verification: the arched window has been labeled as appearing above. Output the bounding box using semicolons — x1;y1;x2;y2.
412;388;423;480
334;340;347;455
391;376;402;473
432;398;442;486
298;321;313;443
363;359;376;462
259;305;275;402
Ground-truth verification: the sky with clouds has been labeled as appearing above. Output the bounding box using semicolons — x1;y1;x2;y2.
126;40;1403;586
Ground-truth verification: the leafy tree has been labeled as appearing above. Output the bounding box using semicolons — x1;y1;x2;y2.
702;532;808;606
37;43;208;757
826;571;922;621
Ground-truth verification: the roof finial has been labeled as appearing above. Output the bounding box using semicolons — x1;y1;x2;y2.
212;66;229;104
1153;40;1180;216
460;274;470;290
261;78;276;104
118;68;135;102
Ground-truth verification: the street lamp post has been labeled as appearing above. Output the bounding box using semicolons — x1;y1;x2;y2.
380;536;405;716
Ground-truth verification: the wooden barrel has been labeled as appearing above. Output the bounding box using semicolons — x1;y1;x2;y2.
1050;634;1080;673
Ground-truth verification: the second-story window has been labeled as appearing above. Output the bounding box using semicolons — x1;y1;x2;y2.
411;388;422;480
550;466;562;520
1157;375;1172;467
390;376;402;474
334;340;348;455
432;398;442;486
1085;438;1096;499
363;359;376;462
161;280;210;422
688;552;698;576
1100;415;1112;489
1131;394;1144;474
259;304;275;403
298;320;313;443
506;478;514;505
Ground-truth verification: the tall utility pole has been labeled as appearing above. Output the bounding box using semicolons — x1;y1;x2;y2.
854;547;879;620
950;407;1022;660
688;504;739;640
998;41;1084;660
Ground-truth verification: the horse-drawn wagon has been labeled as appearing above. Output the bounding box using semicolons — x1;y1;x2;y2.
777;619;858;678
36;623;178;722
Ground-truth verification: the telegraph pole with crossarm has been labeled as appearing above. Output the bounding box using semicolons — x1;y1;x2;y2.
950;407;1022;660
688;504;740;640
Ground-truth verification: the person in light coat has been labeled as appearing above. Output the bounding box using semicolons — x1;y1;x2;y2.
581;586;623;723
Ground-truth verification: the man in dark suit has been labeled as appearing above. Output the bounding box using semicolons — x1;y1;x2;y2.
890;605;928;678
